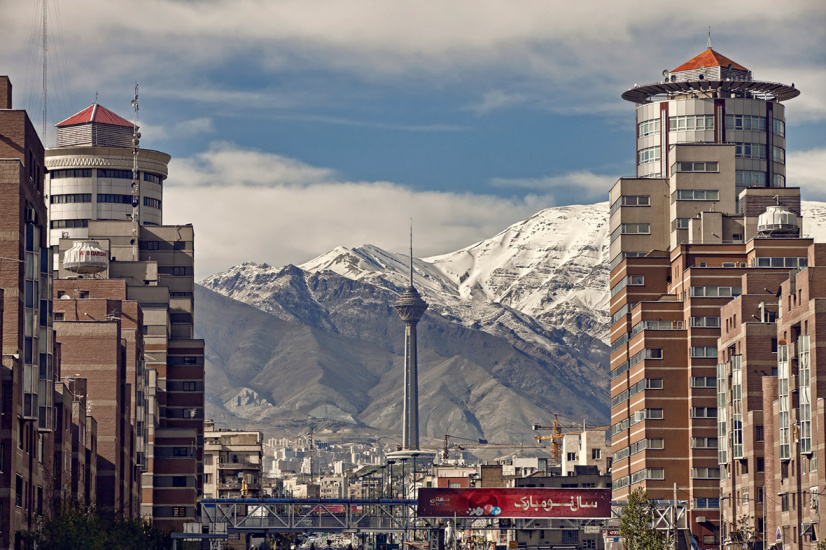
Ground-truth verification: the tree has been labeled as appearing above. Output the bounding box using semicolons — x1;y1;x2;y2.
727;515;757;550
20;498;171;550
618;488;670;550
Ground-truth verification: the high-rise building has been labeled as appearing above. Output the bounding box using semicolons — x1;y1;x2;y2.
609;48;804;547
0;76;59;548
46;98;203;531
44;102;170;246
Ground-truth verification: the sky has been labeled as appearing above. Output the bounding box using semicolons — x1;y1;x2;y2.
3;0;826;279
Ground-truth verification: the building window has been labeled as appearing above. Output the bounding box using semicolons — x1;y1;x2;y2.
15;476;22;507
773;146;786;164
674;189;719;201
183;382;197;391
735;143;766;160
690;437;718;449
591;449;601;460
773;119;785;137
675;162;718;173
143;172;163;184
781;494;789;512
673;218;690;231
773;174;786;187
50;219;88;229
690;316;721;328
143;197;162;209
140;241;161;250
690;376;717;388
50;168;92;179
97;193;133;204
690;407;717;419
725;114;766;131
670;115;714;131
638;146;661;166
567;453;576;461
51;193;91;204
690;346;718;359
97;169;133;179
690;467;721;479
778;344;791;460
610;275;644;297
689;286;742;298
638;119;661;137
736;170;767;187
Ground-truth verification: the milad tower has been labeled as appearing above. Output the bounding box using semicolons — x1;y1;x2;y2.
394;235;428;450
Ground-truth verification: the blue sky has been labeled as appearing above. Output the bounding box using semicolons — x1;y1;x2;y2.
3;0;826;278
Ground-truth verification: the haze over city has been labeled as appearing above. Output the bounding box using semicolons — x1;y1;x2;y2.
3;0;826;278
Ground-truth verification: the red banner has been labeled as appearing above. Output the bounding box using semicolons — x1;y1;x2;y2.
417;488;611;519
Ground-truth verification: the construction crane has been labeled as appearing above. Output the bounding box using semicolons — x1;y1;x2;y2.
441;434;544;460
532;415;610;464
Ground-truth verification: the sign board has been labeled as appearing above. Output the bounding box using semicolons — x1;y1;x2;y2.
417;488;612;519
583;526;601;534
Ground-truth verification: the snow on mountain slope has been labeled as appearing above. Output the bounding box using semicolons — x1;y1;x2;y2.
203;201;826;349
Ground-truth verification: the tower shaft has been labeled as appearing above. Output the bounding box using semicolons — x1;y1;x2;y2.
402;321;420;450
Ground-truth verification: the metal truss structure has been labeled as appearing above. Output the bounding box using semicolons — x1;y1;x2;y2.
201;498;423;533
172;498;687;550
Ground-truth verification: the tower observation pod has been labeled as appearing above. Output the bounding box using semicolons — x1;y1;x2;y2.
622;47;799;188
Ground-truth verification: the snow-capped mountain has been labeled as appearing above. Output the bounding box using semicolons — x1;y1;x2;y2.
197;200;826;446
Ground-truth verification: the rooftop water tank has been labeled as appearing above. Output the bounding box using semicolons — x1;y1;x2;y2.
63;240;108;275
757;205;799;237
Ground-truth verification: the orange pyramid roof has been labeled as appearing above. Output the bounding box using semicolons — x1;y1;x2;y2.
56;104;134;128
672;49;748;73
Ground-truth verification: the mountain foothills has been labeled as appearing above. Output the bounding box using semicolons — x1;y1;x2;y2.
197;201;826;450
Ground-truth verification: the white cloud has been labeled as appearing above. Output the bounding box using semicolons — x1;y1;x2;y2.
163;143;554;278
466;90;530;114
490;171;617;202
788;148;826;200
5;0;826;117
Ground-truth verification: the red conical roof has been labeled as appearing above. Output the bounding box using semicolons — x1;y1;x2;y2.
56;104;134;128
672;49;748;73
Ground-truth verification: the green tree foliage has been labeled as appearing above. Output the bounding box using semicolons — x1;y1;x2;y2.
618;488;670;550
20;499;171;550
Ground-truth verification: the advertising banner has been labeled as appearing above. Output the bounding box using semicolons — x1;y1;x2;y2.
417;488;611;519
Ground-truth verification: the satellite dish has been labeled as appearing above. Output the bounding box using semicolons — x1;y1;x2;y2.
698;74;704;80
662;69;669;77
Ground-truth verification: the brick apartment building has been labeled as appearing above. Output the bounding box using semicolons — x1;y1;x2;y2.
608;47;811;549
0;75;204;543
0;75;58;548
716;245;826;549
51;217;204;532
53;278;144;517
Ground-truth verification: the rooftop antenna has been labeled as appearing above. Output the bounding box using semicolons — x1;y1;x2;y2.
41;0;47;138
707;27;712;50
130;83;140;261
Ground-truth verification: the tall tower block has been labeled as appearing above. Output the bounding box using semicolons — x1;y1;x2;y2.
393;234;428;451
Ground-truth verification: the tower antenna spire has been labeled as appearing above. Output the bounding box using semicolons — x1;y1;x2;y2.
42;0;47;139
131;83;140;261
409;218;414;287
707;26;712;50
